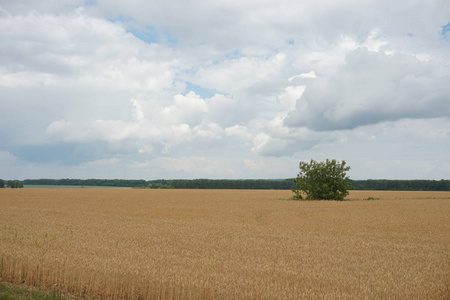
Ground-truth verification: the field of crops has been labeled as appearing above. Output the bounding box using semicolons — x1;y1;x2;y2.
1;189;449;299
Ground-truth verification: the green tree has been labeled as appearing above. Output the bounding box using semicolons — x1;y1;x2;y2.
292;159;352;201
7;180;24;188
0;179;4;188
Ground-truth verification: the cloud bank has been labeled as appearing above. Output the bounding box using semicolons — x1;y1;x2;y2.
0;0;449;180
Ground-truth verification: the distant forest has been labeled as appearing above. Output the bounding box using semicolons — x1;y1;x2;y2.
21;178;450;191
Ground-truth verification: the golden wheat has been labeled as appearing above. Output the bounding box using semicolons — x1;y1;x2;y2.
0;189;449;299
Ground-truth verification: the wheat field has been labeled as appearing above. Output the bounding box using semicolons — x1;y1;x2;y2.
0;189;449;299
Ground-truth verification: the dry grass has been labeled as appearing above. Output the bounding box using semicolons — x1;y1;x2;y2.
1;189;449;299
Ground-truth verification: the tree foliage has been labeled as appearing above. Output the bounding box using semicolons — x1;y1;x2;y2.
21;177;450;191
24;178;147;188
6;180;24;188
350;179;450;191
24;178;295;190
292;159;352;201
169;179;294;189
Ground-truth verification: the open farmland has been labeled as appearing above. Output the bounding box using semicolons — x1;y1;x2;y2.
1;189;449;299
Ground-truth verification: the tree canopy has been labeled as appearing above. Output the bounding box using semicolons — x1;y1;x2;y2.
20;178;450;191
6;180;24;188
292;159;352;201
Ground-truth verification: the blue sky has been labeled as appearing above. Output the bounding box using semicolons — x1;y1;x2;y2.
442;22;450;37
0;0;449;180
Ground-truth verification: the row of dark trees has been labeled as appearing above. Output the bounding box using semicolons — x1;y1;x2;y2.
24;178;147;188
168;179;294;189
0;179;24;188
19;178;450;191
24;178;295;190
349;179;450;191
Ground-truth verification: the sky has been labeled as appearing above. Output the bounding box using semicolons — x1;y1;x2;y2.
0;0;449;180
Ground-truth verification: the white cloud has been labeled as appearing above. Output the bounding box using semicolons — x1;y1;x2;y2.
277;85;306;111
0;151;17;163
288;71;316;82
156;156;235;176
44;91;238;155
1;0;450;180
83;157;120;167
224;125;252;141
194;53;287;96
285;47;450;131
193;123;223;139
162;92;209;125
0;11;178;92
131;99;145;121
243;159;265;170
46;119;140;143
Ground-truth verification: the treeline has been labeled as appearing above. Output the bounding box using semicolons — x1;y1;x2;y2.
167;179;295;190
0;179;24;188
350;179;450;191
157;179;450;191
18;178;450;191
23;178;295;190
24;178;147;188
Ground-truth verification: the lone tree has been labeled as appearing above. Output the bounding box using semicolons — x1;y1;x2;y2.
292;159;352;201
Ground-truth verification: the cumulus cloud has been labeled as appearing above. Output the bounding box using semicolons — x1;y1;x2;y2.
44;91;246;157
162;92;209;125
243;159;265;171
224;125;252;141
285;48;450;131
193;53;287;95
156;156;235;176
0;9;180;152
0;151;17;164
91;0;450;55
288;71;316;81
0;11;178;92
1;0;450;180
46;119;140;143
